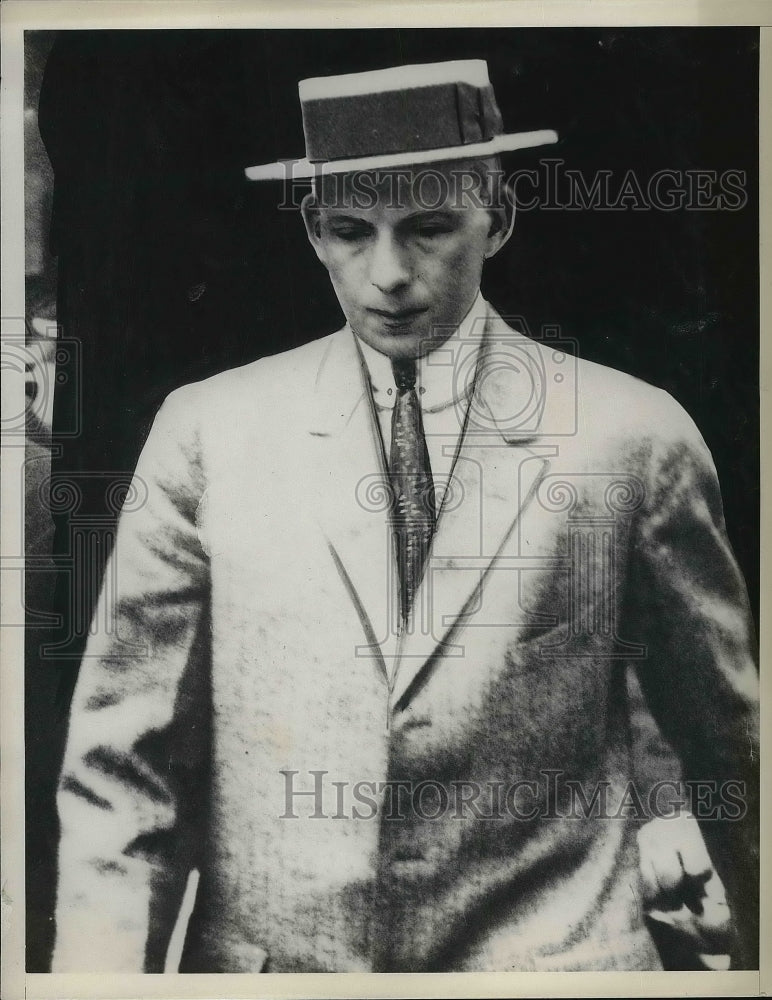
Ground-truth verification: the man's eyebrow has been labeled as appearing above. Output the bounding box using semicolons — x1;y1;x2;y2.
401;209;457;223
324;213;374;225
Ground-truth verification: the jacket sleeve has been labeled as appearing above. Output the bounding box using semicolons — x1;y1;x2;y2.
52;386;211;972
623;394;759;969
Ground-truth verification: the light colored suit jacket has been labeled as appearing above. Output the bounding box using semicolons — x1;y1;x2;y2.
53;304;759;972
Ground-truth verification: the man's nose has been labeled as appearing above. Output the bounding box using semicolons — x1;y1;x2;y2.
369;231;411;294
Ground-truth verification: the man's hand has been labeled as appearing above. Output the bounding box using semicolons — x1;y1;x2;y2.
637;813;733;970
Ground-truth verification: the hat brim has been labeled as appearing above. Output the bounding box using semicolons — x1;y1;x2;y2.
244;129;558;181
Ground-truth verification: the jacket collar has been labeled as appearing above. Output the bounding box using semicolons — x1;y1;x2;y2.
308;299;548;444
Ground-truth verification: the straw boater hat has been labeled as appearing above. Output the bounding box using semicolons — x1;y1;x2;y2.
244;59;558;181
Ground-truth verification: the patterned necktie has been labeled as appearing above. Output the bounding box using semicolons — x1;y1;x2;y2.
389;358;436;622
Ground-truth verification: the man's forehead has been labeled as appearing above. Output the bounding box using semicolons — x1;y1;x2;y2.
314;158;495;212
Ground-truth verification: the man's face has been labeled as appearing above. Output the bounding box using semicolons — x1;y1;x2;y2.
302;160;511;359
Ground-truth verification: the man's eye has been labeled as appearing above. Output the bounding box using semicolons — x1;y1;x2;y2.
330;226;370;241
413;221;453;237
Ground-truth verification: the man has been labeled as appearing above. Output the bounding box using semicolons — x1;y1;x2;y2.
52;59;759;973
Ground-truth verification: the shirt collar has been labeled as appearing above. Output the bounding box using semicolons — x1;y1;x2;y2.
355;291;488;412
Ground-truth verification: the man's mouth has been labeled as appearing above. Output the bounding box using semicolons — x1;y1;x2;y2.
368;306;428;327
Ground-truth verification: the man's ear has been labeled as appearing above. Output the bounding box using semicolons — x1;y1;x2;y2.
483;181;516;259
300;192;327;265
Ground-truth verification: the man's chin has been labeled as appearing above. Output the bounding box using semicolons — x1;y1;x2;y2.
357;322;445;360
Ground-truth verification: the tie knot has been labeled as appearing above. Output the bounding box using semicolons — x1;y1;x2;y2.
392;358;417;393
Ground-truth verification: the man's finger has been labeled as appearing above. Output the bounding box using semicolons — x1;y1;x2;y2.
698;952;731;971
702;869;728;906
647;895;732;953
673;816;714;880
698;895;732;943
637;820;684;895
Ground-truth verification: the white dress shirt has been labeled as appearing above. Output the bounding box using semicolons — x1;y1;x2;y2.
354;291;487;508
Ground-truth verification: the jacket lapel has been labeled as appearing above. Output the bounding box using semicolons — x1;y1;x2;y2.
308;329;401;680
389;443;551;711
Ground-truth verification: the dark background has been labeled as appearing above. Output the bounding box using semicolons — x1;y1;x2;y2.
25;27;759;971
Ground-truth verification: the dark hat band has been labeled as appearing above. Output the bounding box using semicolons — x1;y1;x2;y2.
301;82;504;163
